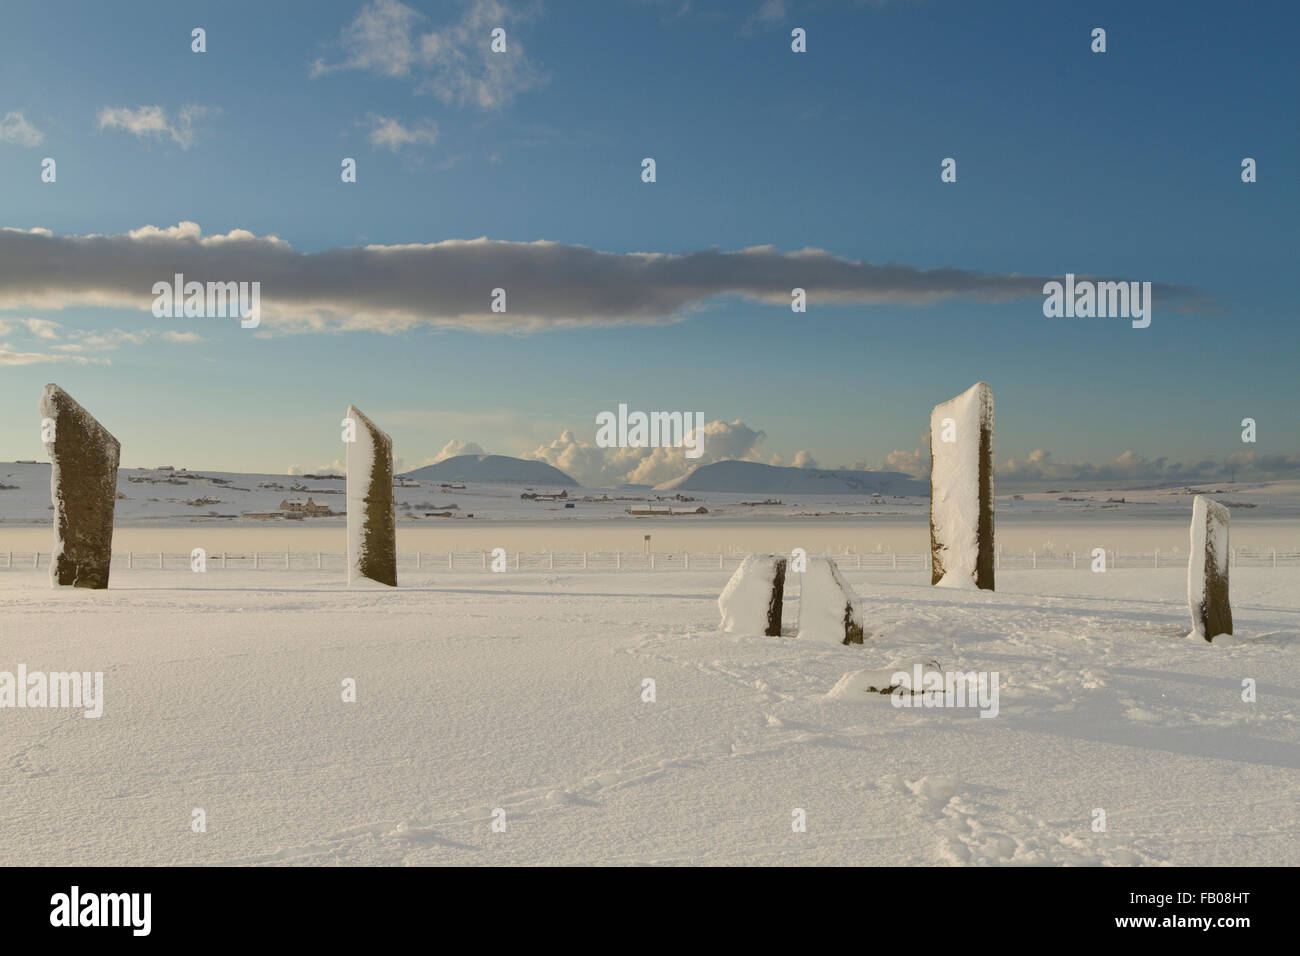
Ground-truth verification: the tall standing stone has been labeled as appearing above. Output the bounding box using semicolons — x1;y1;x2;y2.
345;405;397;587
1188;495;1232;641
718;554;787;636
929;382;995;590
40;384;120;589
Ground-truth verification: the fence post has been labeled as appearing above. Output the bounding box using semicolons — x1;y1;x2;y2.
684;552;689;570
857;554;862;570
650;552;656;570
318;551;323;569
448;552;453;570
5;551;10;568
128;551;133;569
1031;549;1036;569
254;552;259;569
222;551;227;569
1072;551;1076;569
285;550;290;570
35;551;40;568
583;552;589;570
482;551;487;570
549;551;554;570
892;553;897;569
719;553;723;570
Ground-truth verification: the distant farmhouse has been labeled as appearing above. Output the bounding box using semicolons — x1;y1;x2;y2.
279;497;334;516
521;490;569;501
626;504;708;516
242;496;336;520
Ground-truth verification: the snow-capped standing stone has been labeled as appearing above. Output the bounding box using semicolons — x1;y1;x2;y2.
929;382;995;590
1188;495;1232;641
40;384;120;589
796;557;864;644
345;405;397;587
718;554;787;636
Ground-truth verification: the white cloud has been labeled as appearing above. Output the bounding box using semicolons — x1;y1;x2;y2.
51;328;149;353
0;221;1197;336
97;105;211;149
997;448;1300;483
429;438;487;463
417;0;546;109
0;317;60;339
414;426;1300;487
25;317;60;339
314;0;546;110
0;317;206;352
0;111;43;147
0;348;107;366
883;447;926;476
311;0;424;77
365;114;438;151
531;419;768;487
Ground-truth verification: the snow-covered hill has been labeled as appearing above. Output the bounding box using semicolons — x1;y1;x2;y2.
401;454;578;486
656;459;928;496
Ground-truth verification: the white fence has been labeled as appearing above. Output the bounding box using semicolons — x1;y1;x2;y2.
2;548;1298;572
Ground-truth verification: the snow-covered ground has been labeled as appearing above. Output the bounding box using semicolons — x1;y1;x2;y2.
4;461;1298;529
5;461;1300;566
2;565;1296;866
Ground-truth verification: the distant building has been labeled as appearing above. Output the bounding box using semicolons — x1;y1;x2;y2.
521;490;569;501
280;497;333;516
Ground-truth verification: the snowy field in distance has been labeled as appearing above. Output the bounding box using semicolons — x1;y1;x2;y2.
2;566;1297;866
3;461;1298;529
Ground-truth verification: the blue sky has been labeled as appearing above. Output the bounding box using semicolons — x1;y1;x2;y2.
1;0;1296;486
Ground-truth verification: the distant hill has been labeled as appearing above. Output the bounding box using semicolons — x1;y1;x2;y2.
654;459;927;496
401;454;579;487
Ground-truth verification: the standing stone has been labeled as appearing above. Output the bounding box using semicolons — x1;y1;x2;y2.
40;384;120;589
718;554;786;636
797;557;865;645
929;382;995;590
345;405;397;587
1188;495;1232;641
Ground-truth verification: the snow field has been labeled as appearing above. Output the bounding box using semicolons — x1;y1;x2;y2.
1;567;1297;865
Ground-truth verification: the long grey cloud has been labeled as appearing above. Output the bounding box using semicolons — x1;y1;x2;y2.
0;222;1202;334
